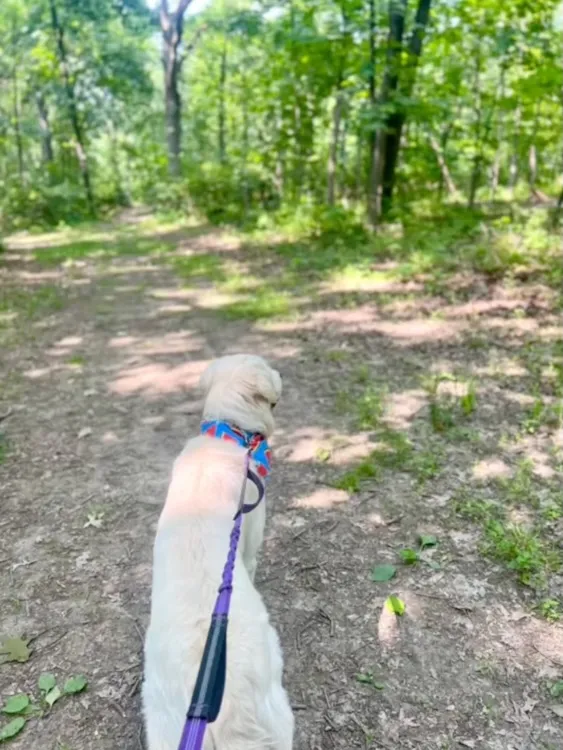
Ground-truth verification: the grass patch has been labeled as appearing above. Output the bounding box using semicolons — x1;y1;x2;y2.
482;519;560;589
219;288;292;321
0;285;65;323
454;491;561;592
423;373;477;433
332;428;442;492
34;236;170;265
170;254;226;283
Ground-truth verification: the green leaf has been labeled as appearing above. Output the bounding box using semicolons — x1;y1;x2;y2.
550;680;563;699
419;534;438;549
370;564;397;582
355;672;374;684
63;675;87;695
0;717;26;741
44;687;62;707
2;696;29;715
400;548;419;565
385;596;406;616
355;671;385;689
38;674;57;693
0;637;31;664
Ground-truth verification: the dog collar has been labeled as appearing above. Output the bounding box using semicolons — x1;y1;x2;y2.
200;420;272;479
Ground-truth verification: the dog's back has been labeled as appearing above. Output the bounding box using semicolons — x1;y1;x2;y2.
142;435;294;750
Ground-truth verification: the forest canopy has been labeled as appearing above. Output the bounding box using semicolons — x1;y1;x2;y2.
0;0;561;229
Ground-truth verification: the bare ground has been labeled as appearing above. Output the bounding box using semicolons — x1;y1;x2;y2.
1;217;562;750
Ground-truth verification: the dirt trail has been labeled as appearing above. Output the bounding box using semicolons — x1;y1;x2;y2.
1;219;562;750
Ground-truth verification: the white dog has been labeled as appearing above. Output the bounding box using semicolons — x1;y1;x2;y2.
142;354;294;750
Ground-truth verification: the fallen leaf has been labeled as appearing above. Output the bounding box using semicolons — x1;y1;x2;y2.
63;675;87;694
77;427;92;439
38;674;56;693
370;564;396;582
419;534;438;549
550;681;563;699
84;512;104;529
44;686;62;708
385;596;406;616
0;637;31;664
0;717;26;741
2;695;29;715
550;705;563;718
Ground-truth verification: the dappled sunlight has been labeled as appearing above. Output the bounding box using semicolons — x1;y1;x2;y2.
289;487;349;510
23;364;61;379
11;269;64;282
109;358;210;396
472;458;511;481
154;303;193;315
473;356;528;378
148;287;193;300
385;389;427;428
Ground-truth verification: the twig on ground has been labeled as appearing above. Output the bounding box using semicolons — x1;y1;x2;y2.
318;607;335;637
532;643;563;668
0;408;12;422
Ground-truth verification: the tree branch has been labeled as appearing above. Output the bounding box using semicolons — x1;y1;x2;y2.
177;0;194;18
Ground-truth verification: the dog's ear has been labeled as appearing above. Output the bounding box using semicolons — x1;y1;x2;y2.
199;359;220;396
248;364;282;406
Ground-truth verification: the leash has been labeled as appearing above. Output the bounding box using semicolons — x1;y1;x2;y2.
177;449;266;750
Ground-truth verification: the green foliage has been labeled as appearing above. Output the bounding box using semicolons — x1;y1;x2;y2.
482;519;560;589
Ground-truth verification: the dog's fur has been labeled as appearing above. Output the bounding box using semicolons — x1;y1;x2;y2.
142;354;294;750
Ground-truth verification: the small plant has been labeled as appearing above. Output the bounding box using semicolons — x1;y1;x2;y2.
0;673;87;741
482;519;560;589
537;599;561;622
355;386;386;430
502;458;536;505
332;459;379;493
423;373;477;432
355;671;384;690
400;548;419;565
459;380;477;416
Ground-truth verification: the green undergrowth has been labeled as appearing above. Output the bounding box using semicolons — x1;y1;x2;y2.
332;427;443;493
0;285;65;324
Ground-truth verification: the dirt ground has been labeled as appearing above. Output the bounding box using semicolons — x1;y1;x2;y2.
1;216;562;750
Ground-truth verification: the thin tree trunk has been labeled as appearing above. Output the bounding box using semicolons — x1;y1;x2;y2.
509;106;520;199
379;0;432;217
367;0;377;200
36;91;54;165
368;0;407;225
48;0;95;214
12;67;24;182
327;87;345;205
218;38;227;164
468;40;483;209
428;133;457;195
159;0;201;178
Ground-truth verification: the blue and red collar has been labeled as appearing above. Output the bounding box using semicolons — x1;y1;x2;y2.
200;420;272;480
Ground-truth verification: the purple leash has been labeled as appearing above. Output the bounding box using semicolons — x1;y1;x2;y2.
177;451;265;750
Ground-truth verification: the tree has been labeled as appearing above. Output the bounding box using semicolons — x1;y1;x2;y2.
159;0;203;177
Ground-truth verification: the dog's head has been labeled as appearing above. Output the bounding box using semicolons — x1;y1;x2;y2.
199;354;282;436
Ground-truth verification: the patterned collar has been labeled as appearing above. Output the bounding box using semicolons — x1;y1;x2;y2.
200;420;272;479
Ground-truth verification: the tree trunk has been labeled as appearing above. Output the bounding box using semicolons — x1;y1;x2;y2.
218;38;227;164
327;88;345;205
12;66;24;182
367;0;377;200
428;133;457;195
36;91;54;165
368;0;407;225
379;0;432;217
48;0;95;215
159;0;197;177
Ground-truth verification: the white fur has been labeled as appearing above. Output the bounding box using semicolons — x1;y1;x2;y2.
143;355;293;750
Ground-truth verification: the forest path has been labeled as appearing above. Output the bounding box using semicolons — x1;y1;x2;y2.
1;214;562;750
